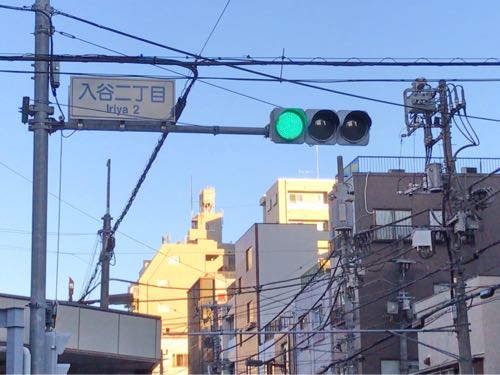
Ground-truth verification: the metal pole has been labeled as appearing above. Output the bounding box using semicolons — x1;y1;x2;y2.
2;308;25;375
438;80;474;374
439;80;455;176
212;303;221;374
335;156;358;374
396;241;410;375
399;322;408;374
340;231;358;375
31;1;51;372
100;159;113;308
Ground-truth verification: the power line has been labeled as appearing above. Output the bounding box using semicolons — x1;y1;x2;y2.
197;0;232;56
7;67;500;85
53;29;280;107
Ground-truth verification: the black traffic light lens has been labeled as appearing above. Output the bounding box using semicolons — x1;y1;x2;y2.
308;110;339;142
340;111;371;143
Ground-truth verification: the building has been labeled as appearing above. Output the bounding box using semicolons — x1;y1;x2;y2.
260;178;334;229
230;223;329;374
131;187;235;375
226;178;334;374
260;178;334;258
292;263;337;375
0;293;161;373
339;156;500;374
280;156;500;374
414;275;500;374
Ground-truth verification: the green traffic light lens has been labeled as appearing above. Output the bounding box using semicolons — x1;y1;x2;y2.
275;109;306;141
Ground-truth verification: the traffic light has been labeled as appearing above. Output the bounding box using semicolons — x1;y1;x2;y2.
269;108;307;144
269;108;372;146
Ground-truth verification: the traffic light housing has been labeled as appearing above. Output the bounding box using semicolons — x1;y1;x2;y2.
269;108;371;146
269;108;307;144
305;109;340;145
336;110;372;145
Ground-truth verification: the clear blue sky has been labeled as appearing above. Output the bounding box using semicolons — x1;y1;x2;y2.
0;0;499;301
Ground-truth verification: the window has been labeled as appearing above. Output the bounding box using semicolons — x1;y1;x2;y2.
381;360;419;374
266;362;274;374
172;353;188;367
429;210;443;227
374;210;412;240
288;192;327;207
280;316;292;329
288;192;304;203
246;247;253;271
264;324;275;342
205;254;219;261
225;253;235;270
319;221;329;231
299;314;309;330
156;279;169;287
279;342;287;371
434;282;451;294
312;306;323;328
246;301;254;324
167;255;180;265
238;277;242;294
157;303;170;313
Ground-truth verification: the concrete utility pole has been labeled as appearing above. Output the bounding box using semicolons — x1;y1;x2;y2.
331;156;359;374
392;243;415;375
100;159;113;309
404;78;474;374
201;302;223;374
438;80;474;374
31;0;51;372
212;303;222;373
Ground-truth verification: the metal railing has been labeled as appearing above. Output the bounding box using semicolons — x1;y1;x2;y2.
342;156;500;179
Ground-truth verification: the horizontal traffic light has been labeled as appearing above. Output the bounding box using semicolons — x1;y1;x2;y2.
269;108;371;146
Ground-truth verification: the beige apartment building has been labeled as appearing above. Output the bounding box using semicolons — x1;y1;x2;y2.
131;187;234;375
260;178;334;256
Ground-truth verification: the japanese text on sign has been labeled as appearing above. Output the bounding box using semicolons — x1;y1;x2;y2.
69;77;175;122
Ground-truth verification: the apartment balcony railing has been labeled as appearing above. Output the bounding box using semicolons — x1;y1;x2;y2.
342;156;500;180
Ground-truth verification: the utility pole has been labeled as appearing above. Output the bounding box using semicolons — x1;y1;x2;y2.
30;0;51;372
201;302;224;374
331;156;359;374
212;303;222;374
403;78;474;374
391;239;415;375
100;159;113;309
438;80;474;375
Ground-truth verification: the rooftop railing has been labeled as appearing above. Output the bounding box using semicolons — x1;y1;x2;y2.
343;156;500;179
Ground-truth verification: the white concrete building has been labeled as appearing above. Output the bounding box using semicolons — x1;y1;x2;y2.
415;275;500;374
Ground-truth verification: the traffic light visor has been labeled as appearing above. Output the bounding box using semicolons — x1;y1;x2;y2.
339;111;371;143
275;109;307;142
